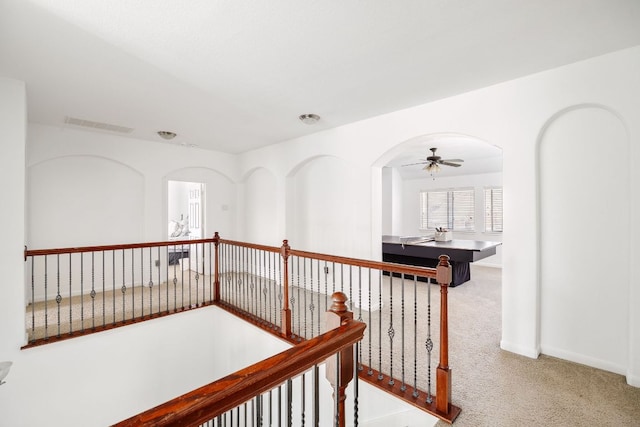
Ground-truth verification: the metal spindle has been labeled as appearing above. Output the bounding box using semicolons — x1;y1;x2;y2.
367;269;373;375
80;252;85;332
400;274;406;391
388;274;395;386
301;372;306;427
29;256;35;340
313;365;319;427
91;252;95;330
287;378;292;427
426;272;433;404
102;251;106;327
69;253;72;333
309;259;315;338
413;276;419;398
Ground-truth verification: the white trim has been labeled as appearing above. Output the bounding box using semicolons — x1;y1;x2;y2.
500;340;540;359
541;345;627;376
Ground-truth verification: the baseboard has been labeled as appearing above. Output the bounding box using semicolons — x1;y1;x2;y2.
627;371;640;387
473;261;502;269
541;345;627;376
500;340;540;359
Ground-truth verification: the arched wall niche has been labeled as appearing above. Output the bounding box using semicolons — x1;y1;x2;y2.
242;167;279;245
537;103;630;374
27;154;144;248
285;155;361;256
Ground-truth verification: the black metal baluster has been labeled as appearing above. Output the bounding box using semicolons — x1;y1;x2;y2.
426;271;433;404
68;253;72;333
303;258;308;339
148;248;154;316
388;274;395;386
140;247;144;318
296;257;301;338
334;350;341;427
122;250;127;322
195;243;200;306
49;254;54;339
400;274;406;392
91;252;95;330
312;365;319;427
309;259;314;338
378;269;383;380
165;246;169;313
80;252;85;332
29;256;35;341
367;270;373;375
157;246;161;313
354;342;360;427
102;251;106;327
413;276;419;398
188;242;193;308
277;385;282;427
358;267;363;371
112;251;116;325
301;372;306;427
181;243;186;309
286;379;292;427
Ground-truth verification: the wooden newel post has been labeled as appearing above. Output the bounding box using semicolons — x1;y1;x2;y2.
213;232;220;302
280;239;292;338
325;292;354;427
436;255;452;415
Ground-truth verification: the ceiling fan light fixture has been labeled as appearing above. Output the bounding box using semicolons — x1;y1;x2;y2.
425;163;440;173
299;113;320;125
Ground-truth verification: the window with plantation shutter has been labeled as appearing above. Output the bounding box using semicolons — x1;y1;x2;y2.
484;187;503;232
419;189;475;231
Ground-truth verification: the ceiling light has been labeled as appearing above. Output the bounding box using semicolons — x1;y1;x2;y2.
299;114;320;125
425;163;440;173
157;131;177;140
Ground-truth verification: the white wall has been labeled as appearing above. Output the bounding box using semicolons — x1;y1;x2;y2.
399;172;503;267
381;167;403;236
26;123;239;248
240;46;640;385
0;76;27;379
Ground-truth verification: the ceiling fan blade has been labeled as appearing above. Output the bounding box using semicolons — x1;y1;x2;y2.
440;161;462;167
440;159;464;163
401;161;428;167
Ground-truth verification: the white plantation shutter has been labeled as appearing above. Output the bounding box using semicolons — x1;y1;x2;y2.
484;187;503;232
420;189;475;231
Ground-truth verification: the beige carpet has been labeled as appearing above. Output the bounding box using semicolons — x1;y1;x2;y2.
434;265;640;427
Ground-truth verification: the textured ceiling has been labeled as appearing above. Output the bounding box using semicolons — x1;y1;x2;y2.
1;0;640;158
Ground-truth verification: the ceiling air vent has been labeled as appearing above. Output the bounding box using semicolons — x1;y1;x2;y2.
64;116;134;134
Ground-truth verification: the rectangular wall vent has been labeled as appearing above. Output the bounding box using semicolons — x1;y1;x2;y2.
64;116;134;134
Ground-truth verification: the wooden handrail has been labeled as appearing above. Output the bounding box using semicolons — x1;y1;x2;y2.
24;237;215;258
113;319;366;427
25;236;437;280
288;247;438;278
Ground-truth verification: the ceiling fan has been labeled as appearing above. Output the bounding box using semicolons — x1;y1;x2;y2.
402;147;464;173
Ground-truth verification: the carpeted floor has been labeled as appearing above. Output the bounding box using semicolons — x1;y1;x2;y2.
435;265;640;427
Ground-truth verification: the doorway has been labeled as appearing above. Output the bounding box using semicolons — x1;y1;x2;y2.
168;180;205;272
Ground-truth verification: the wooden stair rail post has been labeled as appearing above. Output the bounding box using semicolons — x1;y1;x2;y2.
280;239;292;338
213;232;220;302
436;255;452;415
325;292;354;427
